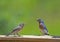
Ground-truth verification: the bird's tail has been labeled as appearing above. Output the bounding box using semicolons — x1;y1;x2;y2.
6;32;11;36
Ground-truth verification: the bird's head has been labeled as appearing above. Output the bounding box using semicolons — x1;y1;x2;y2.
19;23;24;27
37;18;44;23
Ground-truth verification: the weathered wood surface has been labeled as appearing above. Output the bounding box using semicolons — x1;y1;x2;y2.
0;35;60;42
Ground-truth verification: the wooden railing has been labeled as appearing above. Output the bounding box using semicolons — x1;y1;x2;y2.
0;35;60;42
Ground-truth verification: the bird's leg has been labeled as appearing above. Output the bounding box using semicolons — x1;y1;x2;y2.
14;33;16;37
17;33;20;37
13;33;20;37
12;33;17;37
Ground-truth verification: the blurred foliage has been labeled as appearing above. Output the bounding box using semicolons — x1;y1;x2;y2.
0;0;60;36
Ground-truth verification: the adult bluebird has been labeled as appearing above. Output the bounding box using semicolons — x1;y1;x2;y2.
6;23;24;36
37;18;49;35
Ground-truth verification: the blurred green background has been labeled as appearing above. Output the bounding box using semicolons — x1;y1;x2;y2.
0;0;60;36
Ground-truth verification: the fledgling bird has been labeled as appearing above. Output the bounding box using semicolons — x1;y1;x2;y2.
37;18;49;35
6;23;24;36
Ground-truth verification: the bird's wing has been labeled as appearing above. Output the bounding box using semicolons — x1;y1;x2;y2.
11;26;21;33
40;23;48;32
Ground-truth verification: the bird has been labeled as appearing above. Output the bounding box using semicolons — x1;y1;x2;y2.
37;18;49;35
6;23;24;36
